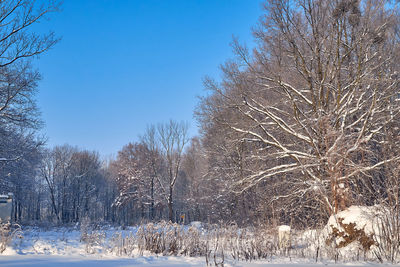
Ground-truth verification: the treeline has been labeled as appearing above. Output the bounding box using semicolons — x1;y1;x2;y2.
0;123;219;225
1;0;400;228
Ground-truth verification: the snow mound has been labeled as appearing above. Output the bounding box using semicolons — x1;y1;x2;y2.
326;205;381;235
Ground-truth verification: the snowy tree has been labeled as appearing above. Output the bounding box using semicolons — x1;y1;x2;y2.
197;0;400;220
140;125;164;220
157;120;188;222
181;138;207;221
0;130;42;222
110;122;189;223
111;142;156;222
39;145;75;222
69;150;102;221
40;148;62;222
39;146;109;223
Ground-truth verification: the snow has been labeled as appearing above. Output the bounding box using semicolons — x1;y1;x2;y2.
3;226;142;256
278;225;291;232
0;255;205;266
0;255;387;267
326;205;381;234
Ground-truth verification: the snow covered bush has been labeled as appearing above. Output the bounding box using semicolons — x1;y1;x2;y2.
134;220;278;263
205;223;277;263
137;222;164;255
296;229;323;261
136;221;208;257
326;217;375;261
371;205;400;263
225;225;258;261
137;221;186;255
109;231;135;256
292;206;394;262
0;221;22;253
296;205;399;262
252;227;277;259
79;217;105;254
180;225;205;257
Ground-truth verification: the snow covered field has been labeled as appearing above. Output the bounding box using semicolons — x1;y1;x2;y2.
0;255;206;267
0;209;399;267
0;255;389;267
1;254;396;267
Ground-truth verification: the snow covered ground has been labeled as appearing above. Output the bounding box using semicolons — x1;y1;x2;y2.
0;255;205;267
0;255;388;267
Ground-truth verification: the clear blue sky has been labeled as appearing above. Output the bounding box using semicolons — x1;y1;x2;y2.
35;0;264;158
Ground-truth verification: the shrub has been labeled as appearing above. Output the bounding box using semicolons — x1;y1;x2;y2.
326;218;375;255
0;220;22;253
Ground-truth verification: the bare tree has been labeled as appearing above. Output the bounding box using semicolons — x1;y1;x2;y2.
0;129;42;222
111;143;146;218
181;138;206;221
157;120;188;222
38;145;75;223
110;140;166;223
69;150;102;222
197;0;400;221
0;0;59;169
38;146;109;223
141;125;164;220
0;0;59;129
40;148;61;222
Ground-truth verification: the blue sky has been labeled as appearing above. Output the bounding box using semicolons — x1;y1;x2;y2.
35;0;263;158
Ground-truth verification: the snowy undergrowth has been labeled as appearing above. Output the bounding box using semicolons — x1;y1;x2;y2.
294;205;400;264
1;221;279;264
2;206;400;265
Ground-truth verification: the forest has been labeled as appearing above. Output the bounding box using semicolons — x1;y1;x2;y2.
0;0;399;238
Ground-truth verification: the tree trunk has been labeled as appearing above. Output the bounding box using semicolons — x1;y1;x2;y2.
168;186;173;222
150;176;155;220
